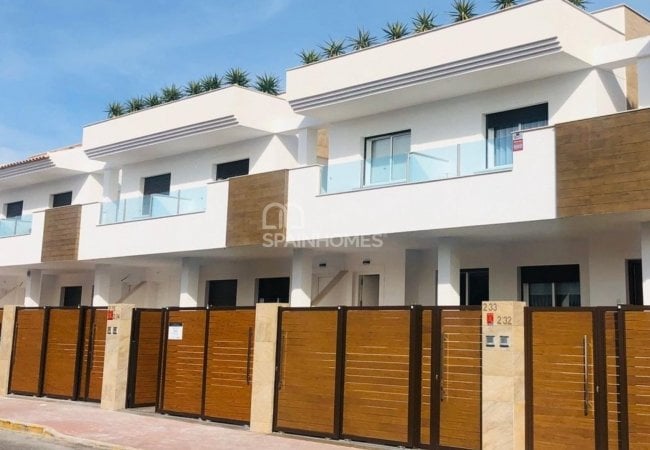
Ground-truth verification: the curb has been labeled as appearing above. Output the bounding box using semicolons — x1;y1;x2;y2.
0;418;138;450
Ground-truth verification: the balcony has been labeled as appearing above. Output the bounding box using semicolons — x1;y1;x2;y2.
100;187;207;225
0;216;32;238
321;140;512;194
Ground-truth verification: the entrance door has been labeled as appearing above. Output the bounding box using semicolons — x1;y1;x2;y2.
61;286;82;307
358;274;379;307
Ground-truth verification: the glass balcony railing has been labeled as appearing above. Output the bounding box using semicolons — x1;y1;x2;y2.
320;140;512;194
100;186;207;225
0;216;32;238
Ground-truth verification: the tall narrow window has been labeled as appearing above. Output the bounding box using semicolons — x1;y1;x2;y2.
142;173;171;215
52;191;72;208
364;131;410;186
486;103;548;167
5;201;23;218
521;264;580;307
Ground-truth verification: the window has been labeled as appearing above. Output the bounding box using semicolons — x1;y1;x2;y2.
364;131;410;186
52;191;72;208
460;268;489;306
61;286;82;307
521;264;580;307
5;201;23;219
487;103;548;167
207;279;238;307
257;277;290;303
627;260;643;306
142;173;171;215
216;159;249;180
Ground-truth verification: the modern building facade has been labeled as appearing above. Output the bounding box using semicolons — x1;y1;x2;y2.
0;0;649;314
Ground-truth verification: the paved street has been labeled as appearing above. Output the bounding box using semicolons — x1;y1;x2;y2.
0;429;95;449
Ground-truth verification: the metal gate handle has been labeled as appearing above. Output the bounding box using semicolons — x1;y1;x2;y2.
279;331;288;390
583;335;589;416
246;327;253;385
441;332;448;402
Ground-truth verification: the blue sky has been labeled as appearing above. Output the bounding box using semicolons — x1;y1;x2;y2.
0;0;648;163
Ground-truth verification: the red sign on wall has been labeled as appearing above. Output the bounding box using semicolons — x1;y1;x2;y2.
513;132;524;152
487;312;494;326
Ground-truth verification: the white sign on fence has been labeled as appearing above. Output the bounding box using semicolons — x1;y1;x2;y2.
168;323;183;340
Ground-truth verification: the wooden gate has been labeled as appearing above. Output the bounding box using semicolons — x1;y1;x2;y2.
78;308;108;402
42;308;84;399
127;309;164;408
9;308;47;396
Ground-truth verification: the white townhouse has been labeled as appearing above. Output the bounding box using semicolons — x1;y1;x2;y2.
0;0;649;312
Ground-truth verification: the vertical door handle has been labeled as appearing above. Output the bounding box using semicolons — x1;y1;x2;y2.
583;335;589;416
441;332;448;402
279;331;288;390
246;327;253;385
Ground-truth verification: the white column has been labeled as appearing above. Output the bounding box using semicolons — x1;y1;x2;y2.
102;168;121;202
24;269;42;307
641;222;650;305
639;56;650;108
437;240;461;306
290;248;313;307
93;264;113;306
179;258;200;307
297;128;318;166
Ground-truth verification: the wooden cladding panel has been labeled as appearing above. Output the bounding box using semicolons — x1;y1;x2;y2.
623;311;650;448
420;310;432;446
556;109;650;217
42;309;81;398
342;310;411;445
438;310;482;450
226;170;288;247
530;312;596;449
203;310;255;423
132;310;163;407
41;205;82;262
604;311;622;450
84;309;107;402
275;309;339;436
161;310;206;416
9;309;46;395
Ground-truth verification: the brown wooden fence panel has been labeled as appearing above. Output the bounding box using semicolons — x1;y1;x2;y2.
203;309;255;423
42;309;82;399
128;309;163;408
0;309;4;337
78;309;107;402
528;310;596;449
9;308;46;395
420;309;432;447
604;310;622;450
342;309;411;446
622;310;650;448
160;310;206;417
437;309;482;450
274;309;340;437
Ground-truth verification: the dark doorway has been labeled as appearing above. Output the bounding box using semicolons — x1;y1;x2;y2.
257;277;290;303
520;264;580;307
460;268;489;306
628;259;643;306
207;279;238;307
61;286;83;307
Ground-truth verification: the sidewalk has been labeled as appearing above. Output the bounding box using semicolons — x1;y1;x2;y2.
0;396;360;450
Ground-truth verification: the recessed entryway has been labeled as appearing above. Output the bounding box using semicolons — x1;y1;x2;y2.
358;274;379;307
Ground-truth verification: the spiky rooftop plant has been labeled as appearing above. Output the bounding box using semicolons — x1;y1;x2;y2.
144;93;161;107
568;0;588;8
412;10;436;32
298;49;321;65
320;38;346;58
126;97;145;113
383;21;409;41
201;74;222;91
349;28;377;51
255;73;281;95
224;67;250;87
161;84;183;102
184;80;204;96
493;0;517;9
450;0;477;22
106;102;124;118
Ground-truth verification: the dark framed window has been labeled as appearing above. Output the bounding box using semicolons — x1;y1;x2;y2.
216;159;249;180
257;277;290;303
460;268;489;306
5;201;23;219
627;259;643;306
61;286;82;307
142;173;171;215
52;191;73;208
487;103;548;167
207;279;238;307
521;264;580;307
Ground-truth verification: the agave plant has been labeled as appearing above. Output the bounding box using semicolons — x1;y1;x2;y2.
106;102;124;118
383;21;409;41
126;97;145;113
412;10;436;32
568;0;588;8
493;0;517;9
144;93;161;107
255;74;281;95
161;84;183;102
349;28;377;51
184;80;204;96
450;0;477;22
201;74;222;91
320;38;346;58
298;49;321;65
224;67;250;87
